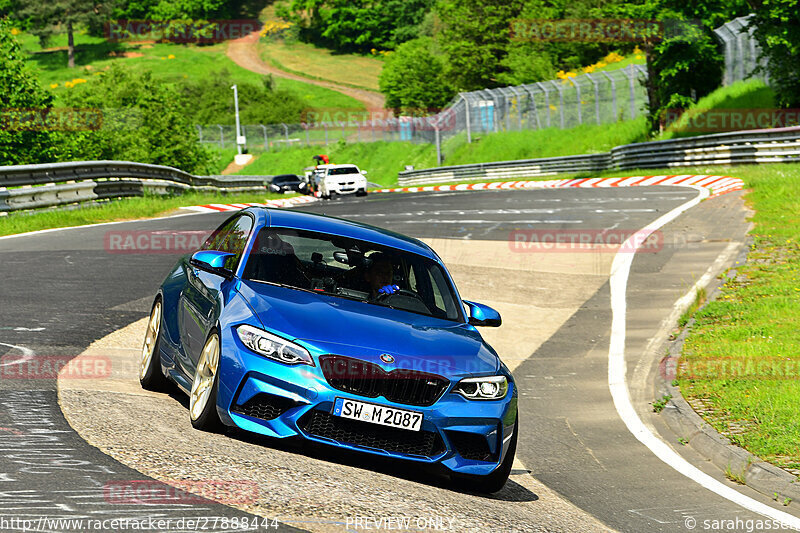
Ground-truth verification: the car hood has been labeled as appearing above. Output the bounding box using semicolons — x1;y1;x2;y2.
238;280;499;377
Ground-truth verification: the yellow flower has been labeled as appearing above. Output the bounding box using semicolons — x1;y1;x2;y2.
604;51;624;63
50;83;59;89
71;78;87;84
64;81;74;88
633;45;642;54
168;54;175;59
10;28;20;35
636;54;644;60
371;48;377;55
549;104;557;111
582;65;595;73
595;61;607;68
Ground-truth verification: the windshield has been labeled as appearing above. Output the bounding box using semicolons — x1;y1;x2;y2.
328;167;360;175
243;228;463;321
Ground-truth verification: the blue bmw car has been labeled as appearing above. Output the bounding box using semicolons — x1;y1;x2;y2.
139;207;518;492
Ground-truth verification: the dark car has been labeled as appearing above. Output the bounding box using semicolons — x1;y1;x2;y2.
268;174;307;194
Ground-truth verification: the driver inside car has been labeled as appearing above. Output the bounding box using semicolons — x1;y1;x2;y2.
363;253;400;299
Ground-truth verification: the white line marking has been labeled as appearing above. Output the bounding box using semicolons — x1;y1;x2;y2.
0;342;34;367
608;185;800;528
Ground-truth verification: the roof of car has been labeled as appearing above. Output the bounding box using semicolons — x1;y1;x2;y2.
246;207;438;260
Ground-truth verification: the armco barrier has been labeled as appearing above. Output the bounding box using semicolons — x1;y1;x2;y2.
398;126;800;186
0;161;272;212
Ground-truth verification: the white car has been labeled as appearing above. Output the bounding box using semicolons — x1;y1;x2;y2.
311;164;369;199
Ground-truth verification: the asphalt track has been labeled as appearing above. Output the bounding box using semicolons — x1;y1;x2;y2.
1;187;799;532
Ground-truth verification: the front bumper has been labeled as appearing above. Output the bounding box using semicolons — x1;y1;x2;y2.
216;327;517;476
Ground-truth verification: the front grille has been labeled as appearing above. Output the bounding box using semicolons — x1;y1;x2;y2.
447;430;496;462
319;355;449;407
298;409;445;457
231;393;299;421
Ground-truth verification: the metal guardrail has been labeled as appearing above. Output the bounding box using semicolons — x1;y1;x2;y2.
0;161;272;212
397;127;800;186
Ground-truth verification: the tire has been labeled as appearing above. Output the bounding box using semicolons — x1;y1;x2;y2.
189;331;224;432
356;189;367;197
451;414;518;494
139;298;170;391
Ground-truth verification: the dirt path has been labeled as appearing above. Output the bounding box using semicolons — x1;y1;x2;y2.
227;31;386;111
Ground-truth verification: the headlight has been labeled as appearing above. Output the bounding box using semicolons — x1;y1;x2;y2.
454;376;508;400
236;325;314;366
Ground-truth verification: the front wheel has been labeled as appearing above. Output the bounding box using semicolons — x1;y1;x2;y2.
452;414;518;494
139;298;169;391
189;332;223;431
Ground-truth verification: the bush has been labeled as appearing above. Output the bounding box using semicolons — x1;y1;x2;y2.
58;65;213;174
179;70;307;125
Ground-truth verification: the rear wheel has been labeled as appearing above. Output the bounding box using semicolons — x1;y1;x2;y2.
189;332;223;431
139;299;169;391
452;414;518;494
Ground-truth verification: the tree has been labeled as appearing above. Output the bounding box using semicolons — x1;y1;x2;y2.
0;18;62;165
747;0;800;107
379;37;455;112
19;0;111;68
435;0;523;91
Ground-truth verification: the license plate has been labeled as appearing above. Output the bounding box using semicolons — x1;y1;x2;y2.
332;398;423;432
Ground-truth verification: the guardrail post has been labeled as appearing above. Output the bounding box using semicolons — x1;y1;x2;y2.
259;124;269;151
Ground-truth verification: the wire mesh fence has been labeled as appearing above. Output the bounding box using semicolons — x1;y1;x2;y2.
712;15;768;86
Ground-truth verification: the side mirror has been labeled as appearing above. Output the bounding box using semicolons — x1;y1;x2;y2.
463;300;502;327
190;250;236;279
360;170;368;175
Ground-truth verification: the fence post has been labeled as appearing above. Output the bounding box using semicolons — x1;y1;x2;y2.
324;122;329;145
536;82;551;128
460;93;472;143
601;71;617;122
584;72;601;125
522;85;540;130
281;123;289;147
509;87;523;130
627;64;637;119
259;124;269;151
549;81;565;129
575;78;583;125
434;122;442;165
217;125;224;148
304;123;310;145
197;125;203;143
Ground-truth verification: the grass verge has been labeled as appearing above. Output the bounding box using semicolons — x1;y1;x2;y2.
0;191;290;237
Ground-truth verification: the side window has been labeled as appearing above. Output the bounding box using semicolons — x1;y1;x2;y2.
201;217;237;251
200;215;254;271
218;216;254;270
